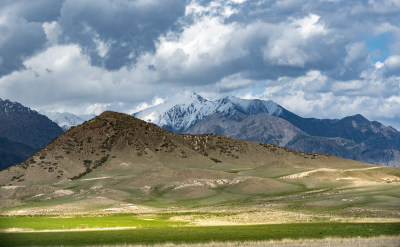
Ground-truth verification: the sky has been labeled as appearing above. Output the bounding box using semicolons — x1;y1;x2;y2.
0;0;400;129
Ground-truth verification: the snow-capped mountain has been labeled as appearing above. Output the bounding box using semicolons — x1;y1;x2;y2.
40;111;96;131
215;95;283;117
133;92;283;133
0;98;37;115
134;92;218;132
134;93;400;166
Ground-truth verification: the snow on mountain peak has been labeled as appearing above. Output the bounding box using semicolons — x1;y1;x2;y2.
0;98;36;115
134;93;283;132
217;96;282;116
134;92;218;132
40;111;96;131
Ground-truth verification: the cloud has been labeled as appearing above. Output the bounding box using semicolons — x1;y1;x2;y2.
129;97;165;114
0;14;46;76
253;68;400;129
0;44;161;114
383;55;400;75
0;0;63;76
262;14;328;67
57;0;187;70
0;0;63;23
0;0;400;128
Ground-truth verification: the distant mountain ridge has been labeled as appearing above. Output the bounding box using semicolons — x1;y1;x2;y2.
134;93;400;166
0;137;38;170
0;99;64;170
187;112;306;147
0;99;63;148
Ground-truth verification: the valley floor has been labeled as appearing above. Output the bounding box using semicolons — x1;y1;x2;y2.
0;214;399;246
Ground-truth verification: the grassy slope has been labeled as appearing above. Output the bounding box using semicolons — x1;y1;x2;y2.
2;158;399;221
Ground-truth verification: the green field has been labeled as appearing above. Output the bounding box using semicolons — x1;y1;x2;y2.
0;222;399;246
0;214;186;230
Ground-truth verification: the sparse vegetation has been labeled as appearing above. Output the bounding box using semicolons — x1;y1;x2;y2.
210;157;222;163
389;170;400;178
11;174;24;181
83;160;92;166
71;156;109;180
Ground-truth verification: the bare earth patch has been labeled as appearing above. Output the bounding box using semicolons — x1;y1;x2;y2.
281;167;382;179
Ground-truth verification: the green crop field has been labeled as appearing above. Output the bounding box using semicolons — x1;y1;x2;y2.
0;222;399;246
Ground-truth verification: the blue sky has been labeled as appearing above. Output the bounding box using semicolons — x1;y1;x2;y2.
0;0;400;129
366;33;390;63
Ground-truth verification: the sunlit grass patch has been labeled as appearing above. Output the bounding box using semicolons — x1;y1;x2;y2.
0;214;187;230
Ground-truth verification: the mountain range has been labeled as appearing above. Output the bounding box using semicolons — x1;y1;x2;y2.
2;111;399;214
134;93;400;167
1;94;399;170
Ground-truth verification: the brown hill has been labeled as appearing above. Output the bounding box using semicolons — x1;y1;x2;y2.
0;111;399;216
0;111;333;185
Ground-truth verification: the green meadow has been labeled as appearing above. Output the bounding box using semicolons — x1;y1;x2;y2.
0;214;399;246
0;221;399;246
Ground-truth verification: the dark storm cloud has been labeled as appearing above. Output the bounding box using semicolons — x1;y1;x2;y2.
58;0;187;70
10;0;64;23
1;0;399;81
0;19;47;76
0;0;186;75
0;0;63;76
